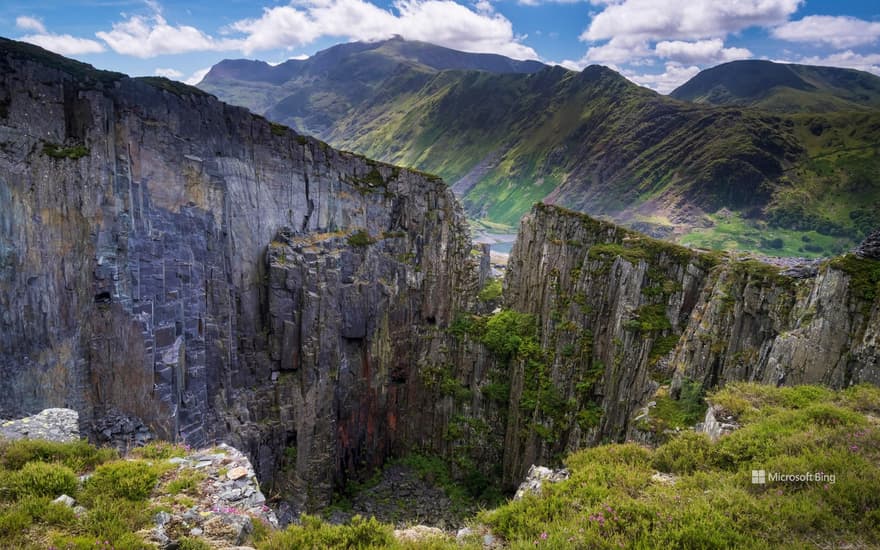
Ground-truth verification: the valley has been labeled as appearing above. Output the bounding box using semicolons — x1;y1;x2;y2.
200;38;880;257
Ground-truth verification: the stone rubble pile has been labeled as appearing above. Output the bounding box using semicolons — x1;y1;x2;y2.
328;463;465;528
855;229;880;260
90;408;154;452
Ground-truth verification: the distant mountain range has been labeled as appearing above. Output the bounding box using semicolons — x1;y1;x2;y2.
671;59;880;113
199;38;880;256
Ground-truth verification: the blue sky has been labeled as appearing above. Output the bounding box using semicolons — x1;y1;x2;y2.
1;0;879;92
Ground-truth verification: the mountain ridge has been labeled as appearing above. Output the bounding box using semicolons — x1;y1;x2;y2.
671;59;880;112
199;39;880;257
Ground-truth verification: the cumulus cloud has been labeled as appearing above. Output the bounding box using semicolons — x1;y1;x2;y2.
581;36;652;64
655;39;751;64
796;51;880;76
154;67;184;78
772;16;880;49
16;16;46;34
624;62;701;94
184;67;211;86
97;10;238;58
229;0;537;59
16;15;106;55
582;0;802;42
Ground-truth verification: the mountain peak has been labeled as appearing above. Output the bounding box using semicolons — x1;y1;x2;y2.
202;38;546;88
671;59;880;112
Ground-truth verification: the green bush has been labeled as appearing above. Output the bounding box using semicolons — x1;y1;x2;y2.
347;230;374;247
477;278;502;302
481;384;880;548
653;431;713;474
0;507;30;539
164;469;205;495
259;514;393;549
82;460;164;502
0;439;117;472
17;496;75;526
13;462;78;498
80;497;153;546
129;441;188;460
479;310;537;361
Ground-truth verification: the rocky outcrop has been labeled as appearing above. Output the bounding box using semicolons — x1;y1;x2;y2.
149;443;278;548
513;465;570;500
855;229;880;260
0;408;80;442
497;203;879;481
0;39;483;511
698;405;739;441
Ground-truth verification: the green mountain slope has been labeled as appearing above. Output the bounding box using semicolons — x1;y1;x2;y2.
671;59;880;113
201;41;880;256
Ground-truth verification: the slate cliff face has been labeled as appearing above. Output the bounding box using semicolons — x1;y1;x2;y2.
497;203;879;482
0;40;483;510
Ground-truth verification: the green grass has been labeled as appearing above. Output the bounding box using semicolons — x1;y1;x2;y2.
478;383;880;549
828;253;880;307
679;212;851;257
477;278;503;302
0;439;159;549
42;142;90;160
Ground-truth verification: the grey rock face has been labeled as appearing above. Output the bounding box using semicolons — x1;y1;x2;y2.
0;41;484;510
498;204;879;482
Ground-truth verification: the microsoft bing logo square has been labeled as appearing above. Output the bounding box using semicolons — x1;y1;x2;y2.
752;470;766;484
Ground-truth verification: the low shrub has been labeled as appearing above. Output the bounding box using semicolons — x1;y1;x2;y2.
13;461;78;498
653;431;713;474
82;460;164;502
259;515;393;550
0;439;116;472
129;441;188;460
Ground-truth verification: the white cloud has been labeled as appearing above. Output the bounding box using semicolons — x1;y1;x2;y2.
795;51;880;76
517;0;584;6
20;34;107;55
16;16;46;34
97;8;239;58
184;67;211;86
268;55;310;66
582;0;802;42
624;62;701;93
16;14;105;56
582;36;651;64
655;39;751;64
154;67;184;79
229;0;537;59
772;16;880;49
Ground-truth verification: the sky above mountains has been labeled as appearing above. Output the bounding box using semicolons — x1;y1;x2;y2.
1;0;878;93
